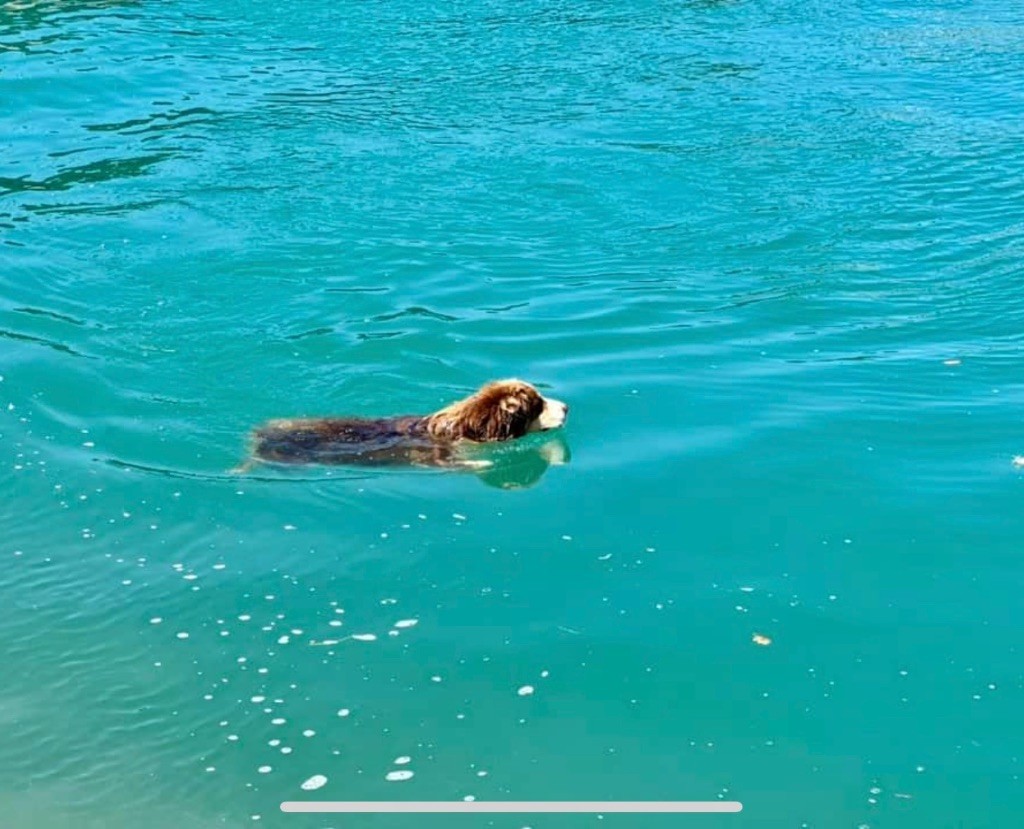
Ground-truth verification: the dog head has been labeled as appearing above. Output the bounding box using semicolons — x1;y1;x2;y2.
427;379;569;442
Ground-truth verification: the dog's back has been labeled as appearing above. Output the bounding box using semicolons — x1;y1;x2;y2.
252;416;447;466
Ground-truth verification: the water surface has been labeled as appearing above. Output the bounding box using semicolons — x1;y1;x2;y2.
2;0;1023;826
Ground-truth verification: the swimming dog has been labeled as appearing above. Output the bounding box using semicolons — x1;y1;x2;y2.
245;379;568;469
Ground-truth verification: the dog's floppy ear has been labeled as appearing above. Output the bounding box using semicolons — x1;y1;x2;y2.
476;389;533;440
477;385;545;440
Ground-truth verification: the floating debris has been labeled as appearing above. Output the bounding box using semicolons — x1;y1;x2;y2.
752;633;773;646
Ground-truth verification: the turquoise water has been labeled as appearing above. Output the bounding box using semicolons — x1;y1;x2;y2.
2;0;1023;826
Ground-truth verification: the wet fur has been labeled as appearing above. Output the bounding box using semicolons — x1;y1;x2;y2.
245;380;559;470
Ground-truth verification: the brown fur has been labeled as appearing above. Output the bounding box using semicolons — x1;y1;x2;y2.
423;380;545;442
246;380;562;469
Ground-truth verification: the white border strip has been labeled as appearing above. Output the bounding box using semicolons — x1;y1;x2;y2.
281;801;742;813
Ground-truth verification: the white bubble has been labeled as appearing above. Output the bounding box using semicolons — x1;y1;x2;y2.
251;696;265;703
352;634;377;641
517;685;535;696
176;632;189;640
386;770;414;782
337;708;351;717
271;718;286;725
393;619;419;629
150;617;163;624
303;729;316;738
394;756;411;765
258;766;272;774
301;774;328;791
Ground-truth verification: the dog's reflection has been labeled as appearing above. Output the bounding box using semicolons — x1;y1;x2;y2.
467;433;571;489
235;432;571;489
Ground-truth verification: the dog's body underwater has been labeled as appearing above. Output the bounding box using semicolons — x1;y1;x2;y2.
246;379;568;470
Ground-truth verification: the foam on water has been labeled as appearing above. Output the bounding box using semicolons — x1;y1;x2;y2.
301;774;327;791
